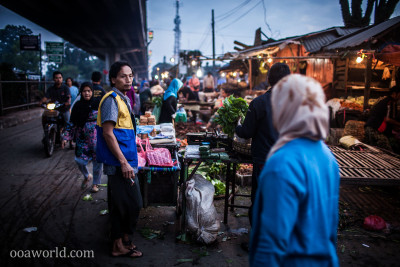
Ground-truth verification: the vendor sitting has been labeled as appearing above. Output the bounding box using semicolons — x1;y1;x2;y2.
365;86;400;153
178;85;197;101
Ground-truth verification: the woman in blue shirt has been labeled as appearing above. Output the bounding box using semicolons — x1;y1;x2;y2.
249;74;340;267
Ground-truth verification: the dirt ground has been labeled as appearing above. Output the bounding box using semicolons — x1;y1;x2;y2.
0;119;399;266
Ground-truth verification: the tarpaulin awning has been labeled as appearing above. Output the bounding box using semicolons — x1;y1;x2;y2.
375;44;400;66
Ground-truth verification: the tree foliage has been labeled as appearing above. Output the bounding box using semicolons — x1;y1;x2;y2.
46;42;105;81
0;25;40;74
374;0;400;24
340;0;399;27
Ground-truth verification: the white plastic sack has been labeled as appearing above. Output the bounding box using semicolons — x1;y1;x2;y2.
185;174;220;244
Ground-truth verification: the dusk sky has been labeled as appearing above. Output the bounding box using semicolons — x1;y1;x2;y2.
1;0;400;71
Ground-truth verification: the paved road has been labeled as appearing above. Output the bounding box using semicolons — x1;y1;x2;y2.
0;118;251;267
1;118;399;266
0;118;102;266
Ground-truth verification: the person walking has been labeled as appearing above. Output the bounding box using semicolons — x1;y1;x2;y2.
62;82;102;193
249;74;340;266
91;71;106;107
159;78;183;124
96;61;143;258
235;63;290;227
139;82;152;115
71;72;106;109
188;73;200;101
66;77;79;105
203;72;215;93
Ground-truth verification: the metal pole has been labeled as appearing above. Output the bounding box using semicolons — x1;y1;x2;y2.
363;56;373;110
39;34;42;90
212;9;216;68
0;74;3;116
25;76;29;109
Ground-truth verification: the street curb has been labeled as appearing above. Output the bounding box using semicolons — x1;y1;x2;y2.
0;108;43;130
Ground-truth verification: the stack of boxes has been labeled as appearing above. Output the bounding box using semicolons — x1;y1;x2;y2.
139;111;156;125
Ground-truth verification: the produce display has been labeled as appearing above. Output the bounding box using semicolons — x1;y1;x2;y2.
236;164;253;176
214;95;249;138
340;101;363;111
190;163;227;196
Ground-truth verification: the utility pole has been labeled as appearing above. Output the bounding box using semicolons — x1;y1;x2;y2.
173;0;181;68
212;9;215;67
39;34;42;87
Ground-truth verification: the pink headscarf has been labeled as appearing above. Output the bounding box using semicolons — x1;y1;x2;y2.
267;74;329;159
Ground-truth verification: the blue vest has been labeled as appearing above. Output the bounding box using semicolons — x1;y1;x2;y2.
96;91;138;168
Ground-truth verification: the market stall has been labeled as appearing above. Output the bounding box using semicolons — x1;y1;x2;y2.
135;121;181;208
178;101;215;124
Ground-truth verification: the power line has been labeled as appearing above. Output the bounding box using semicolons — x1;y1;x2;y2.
261;0;273;37
198;26;211;50
150;27;254;38
215;0;253;22
218;0;262;31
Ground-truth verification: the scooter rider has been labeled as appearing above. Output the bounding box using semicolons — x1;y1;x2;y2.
40;71;71;125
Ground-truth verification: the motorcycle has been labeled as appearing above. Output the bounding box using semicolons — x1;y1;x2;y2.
41;102;66;157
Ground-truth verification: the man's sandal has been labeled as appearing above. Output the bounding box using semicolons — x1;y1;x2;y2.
111;249;143;258
122;239;138;250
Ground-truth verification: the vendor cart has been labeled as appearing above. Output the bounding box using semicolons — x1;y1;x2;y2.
136;124;181;208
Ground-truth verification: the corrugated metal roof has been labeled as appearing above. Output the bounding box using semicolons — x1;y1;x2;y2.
324;16;400;51
301;28;360;53
237;27;360;56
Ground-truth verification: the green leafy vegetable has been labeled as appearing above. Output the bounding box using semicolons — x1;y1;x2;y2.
152;96;163;107
214;95;248;138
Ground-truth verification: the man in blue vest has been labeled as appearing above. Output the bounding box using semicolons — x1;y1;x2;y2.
97;61;143;258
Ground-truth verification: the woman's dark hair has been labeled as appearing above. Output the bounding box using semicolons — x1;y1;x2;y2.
268;63;291;87
79;82;93;94
109;61;132;87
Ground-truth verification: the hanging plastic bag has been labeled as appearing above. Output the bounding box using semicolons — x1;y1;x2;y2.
175;107;187;123
185;174;220;244
136;137;147;167
145;139;173;167
152;105;161;124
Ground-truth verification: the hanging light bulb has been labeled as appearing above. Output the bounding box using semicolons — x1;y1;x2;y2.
267;57;273;63
356;56;363;63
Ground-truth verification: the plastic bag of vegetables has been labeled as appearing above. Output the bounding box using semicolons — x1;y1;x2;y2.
214;95;248;138
185;174;220;244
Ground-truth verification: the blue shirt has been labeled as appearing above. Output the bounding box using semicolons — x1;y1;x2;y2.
69;86;79;105
250;138;340;267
